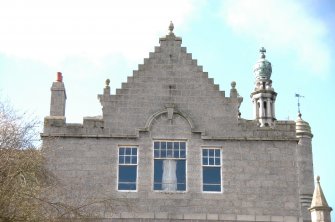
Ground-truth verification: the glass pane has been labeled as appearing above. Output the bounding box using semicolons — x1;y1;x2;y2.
154;149;160;158
203;167;221;184
203;157;208;165
180;142;185;151
132;148;137;155
119;148;125;155
118;166;137;190
180;150;185;158
173;142;179;151
167;142;172;149
132;156;137;164
174;150;179;158
203;184;221;192
125;148;131;155
215;149;220;157
154;160;163;190
161;142;166;150
154;142;160;150
215;157;220;165
125;156;131;164
203;149;208;157
119;156;124;164
161;149;167;158
176;160;186;191
209;149;214;157
209;157;214;165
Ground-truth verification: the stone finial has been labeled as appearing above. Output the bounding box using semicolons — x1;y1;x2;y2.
231;81;236;89
316;175;320;183
169;21;174;34
230;81;238;98
105;79;110;88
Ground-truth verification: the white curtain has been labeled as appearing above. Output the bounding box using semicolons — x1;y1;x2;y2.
162;159;177;191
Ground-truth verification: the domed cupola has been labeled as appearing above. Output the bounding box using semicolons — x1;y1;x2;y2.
296;112;313;138
253;47;272;81
250;47;277;127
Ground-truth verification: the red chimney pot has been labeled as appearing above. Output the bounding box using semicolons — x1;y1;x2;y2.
57;72;63;82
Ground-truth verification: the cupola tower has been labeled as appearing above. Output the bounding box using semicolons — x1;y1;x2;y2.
251;47;277;127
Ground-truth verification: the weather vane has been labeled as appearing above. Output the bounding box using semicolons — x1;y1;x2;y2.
295;93;304;114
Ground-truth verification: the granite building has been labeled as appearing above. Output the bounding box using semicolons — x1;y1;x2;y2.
42;22;332;222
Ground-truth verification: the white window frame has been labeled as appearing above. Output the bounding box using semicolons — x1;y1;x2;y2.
117;146;138;192
152;140;187;192
201;147;222;193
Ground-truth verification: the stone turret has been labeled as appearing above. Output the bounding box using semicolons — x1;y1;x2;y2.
309;176;332;222
296;112;315;221
50;72;66;116
250;47;277;127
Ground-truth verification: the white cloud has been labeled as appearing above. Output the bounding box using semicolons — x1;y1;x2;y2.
0;0;205;66
220;0;331;77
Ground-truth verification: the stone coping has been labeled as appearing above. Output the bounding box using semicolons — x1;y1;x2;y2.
106;212;302;222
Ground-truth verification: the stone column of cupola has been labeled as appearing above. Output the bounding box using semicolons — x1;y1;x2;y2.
250;47;277;127
296;113;315;221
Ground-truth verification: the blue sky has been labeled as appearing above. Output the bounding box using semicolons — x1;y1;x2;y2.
0;0;334;216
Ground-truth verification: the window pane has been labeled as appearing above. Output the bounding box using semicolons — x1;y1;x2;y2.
209;157;214;165
119;148;125;155
203;149;208;157
132;156;137;164
119;156;124;164
215;149;220;157
132;148;137;155
125;148;131;155
203;157;208;165
203;184;221;192
154;159;163;190
118;166;137;190
176;160;186;191
203;167;221;192
154;159;186;191
154;142;160;150
154;149;160;158
173;149;179;158
125;156;131;164
209;149;214;157
215;157;220;165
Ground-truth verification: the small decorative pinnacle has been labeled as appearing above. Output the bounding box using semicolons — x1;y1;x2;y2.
317;175;320;183
105;79;110;88
169;21;174;34
298;112;302;118
260;47;266;59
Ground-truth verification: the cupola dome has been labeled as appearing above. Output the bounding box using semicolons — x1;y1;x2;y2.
296;112;313;138
253;47;272;81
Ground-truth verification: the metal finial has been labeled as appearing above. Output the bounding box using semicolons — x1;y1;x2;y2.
295;93;304;115
169;21;174;34
260;47;266;59
317;175;320;183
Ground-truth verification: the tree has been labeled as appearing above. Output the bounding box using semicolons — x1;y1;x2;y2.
0;100;39;149
0;99;54;221
0;100;120;221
